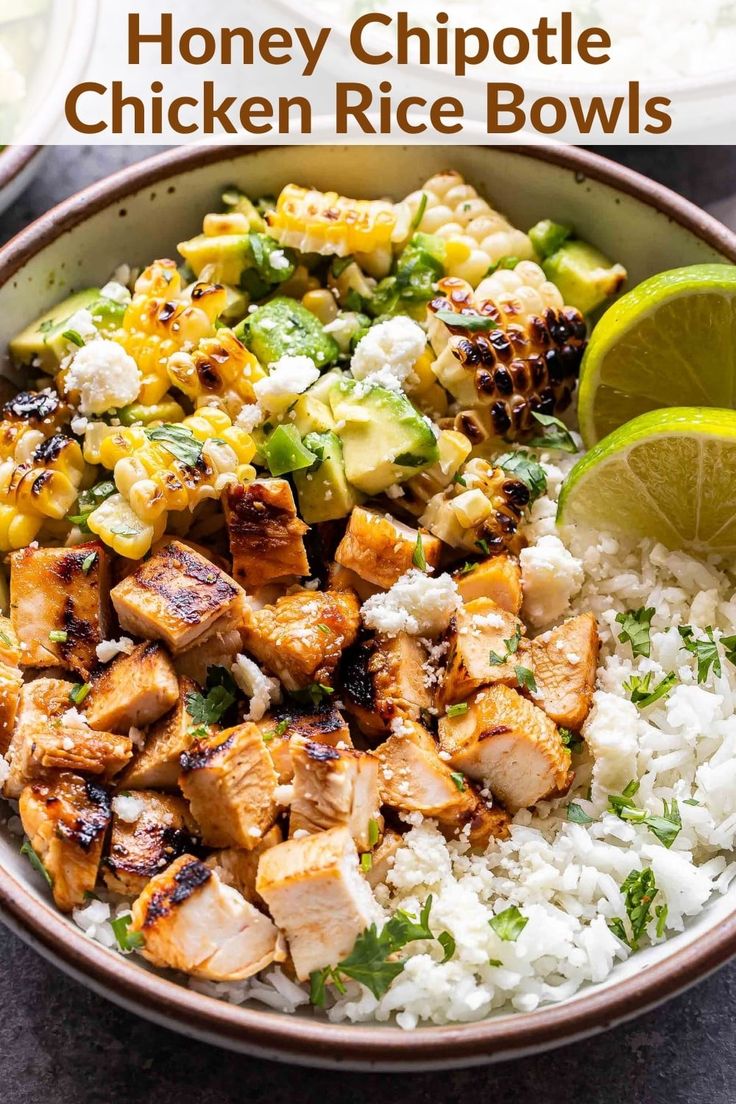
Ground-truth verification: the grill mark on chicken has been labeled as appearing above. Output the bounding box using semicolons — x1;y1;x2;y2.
142;857;212;926
180;732;235;773
54;779;111;852
138;543;238;624
226;483;295;550
108;824;200;878
341;642;376;712
305;741;341;762
479;725;512;740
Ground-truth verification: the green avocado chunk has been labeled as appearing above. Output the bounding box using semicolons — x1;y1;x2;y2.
528;219;572;260
262;424;318;477
543;240;627;315
236;297;339;370
293;431;363;524
9;288;125;371
329;379;440;496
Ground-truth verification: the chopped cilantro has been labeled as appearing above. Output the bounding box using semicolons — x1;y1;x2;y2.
515;665;537;693
458;562;476;575
528;411;578;453
679;625;722;683
66;480;116;532
450;771;466;792
81;551;97;574
623;671;677;708
111;914;145;953
290;683;335;708
368;818;380;848
607;867;658;951
608;783;682;849
69;683;91;706
559;727;584;752
489;627;521;667
185;683;236;727
412;533;427;572
489;906;528;943
446;702;469;718
452;473;468;488
615;608;655;658
438;931;456;963
145;424;203;468
495;450;548;505
434;309;498;332
20;840;53;887
263;718;290;744
475;538;490;555
567;802;593;825
62;329;85;348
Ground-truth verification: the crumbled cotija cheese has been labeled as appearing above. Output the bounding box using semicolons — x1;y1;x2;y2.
520;534;584;628
112;794;146;823
361;570;460;637
96;637;136;663
232;654;282;721
64;340;141;415
253;355;320;409
350;316;426;388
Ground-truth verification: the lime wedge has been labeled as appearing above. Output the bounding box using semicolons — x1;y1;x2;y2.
578;265;736;447
558;407;736;551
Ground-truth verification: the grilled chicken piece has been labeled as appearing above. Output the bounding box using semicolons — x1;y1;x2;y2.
257;704;353;784
0;615;21;666
84;642;179;734
4;678;132;798
342;633;434;739
289;740;382;851
130;854;282;981
327;563;382;603
454;554;522;613
111;540;247;653
206;825;284;906
104;791;201;896
241;588;360;692
441;598;528;707
10;543;111;677
19;773;111;912
364;828;405;889
0;662;23;755
256;826;382;980
374;720;508;842
224;479;310;589
179;723;279;849
174;629;243;686
334;507;442;590
531;613;599;730
438;684;573;812
118;677;202;790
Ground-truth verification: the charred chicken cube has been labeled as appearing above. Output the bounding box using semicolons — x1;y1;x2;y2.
205;825;284;906
441;597;528;707
173;629;243;687
104;790;201;896
118;676;202;791
327;562;382;604
334;507;442;590
289;740;382;851
4;678;133;798
258;704;353;784
179;723;279;849
256;826;382;980
130;854;282;982
84;642;179;734
10;543;111;677
454;554;523;614
111;540;246;653
364;828;405;889
438;684;573;812
223;479;310;589
241;588;360;692
374;719;507;842
0;661;23;755
342;634;434;739
19;773;111;912
531;612;599;730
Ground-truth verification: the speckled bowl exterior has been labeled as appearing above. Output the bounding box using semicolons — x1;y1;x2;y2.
0;144;735;1070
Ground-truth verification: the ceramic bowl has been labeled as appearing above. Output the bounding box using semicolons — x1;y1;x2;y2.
0;144;735;1070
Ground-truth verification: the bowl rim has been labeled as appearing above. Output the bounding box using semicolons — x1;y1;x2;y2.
0;145;44;192
1;142;736;1069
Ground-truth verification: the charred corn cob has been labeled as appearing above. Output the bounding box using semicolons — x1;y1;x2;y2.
405;171;535;286
402;430;472;517
420;458;529;555
0;434;85;551
167;329;266;419
0;389;71;464
266;184;411;277
428;266;586;442
119;261;228;406
88;407;256;558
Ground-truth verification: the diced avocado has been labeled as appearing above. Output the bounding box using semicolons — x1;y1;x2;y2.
220;286;249;326
307;369;347;407
543;240;627;315
329;379;440;495
118;398;186;427
262;424;318;477
10;288;106;371
293;432;362;524
369;233;445;320
528;219;572;260
221;188;266;229
179;234;250;285
235;297;339;370
291;393;335;437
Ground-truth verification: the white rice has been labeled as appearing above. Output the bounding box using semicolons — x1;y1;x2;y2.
67;448;736;1027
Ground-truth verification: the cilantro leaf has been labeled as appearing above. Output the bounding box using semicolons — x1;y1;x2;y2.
475;539;490;555
145;424;204;468
515;665;537;693
623;671;677;708
62;329;85;348
20;840;53;887
559;727;584;752
615;608;655;658
655;903;668;939
66;480;116;532
489;905;528;943
412;533;427;572
495;450;548;505
438;931;456;963
81;551;97;574
528;411;578;453
608;784;682;849
185;683;236;727
567;802;593;824
489;627;522;667
111;914;145;953
679;625;722;683
450;771;466;792
608;867;658;951
289;683;335;708
434;309;498;333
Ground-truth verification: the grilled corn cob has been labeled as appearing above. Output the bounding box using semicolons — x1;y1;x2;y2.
405;171;535;286
420;458;530;555
167;329;266;419
88;408;257;558
0;389;71;463
0;434;85;551
266;184;411;277
119;261;228;406
428;266;586;442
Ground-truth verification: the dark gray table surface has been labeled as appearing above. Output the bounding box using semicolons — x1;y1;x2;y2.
1;146;735;1104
